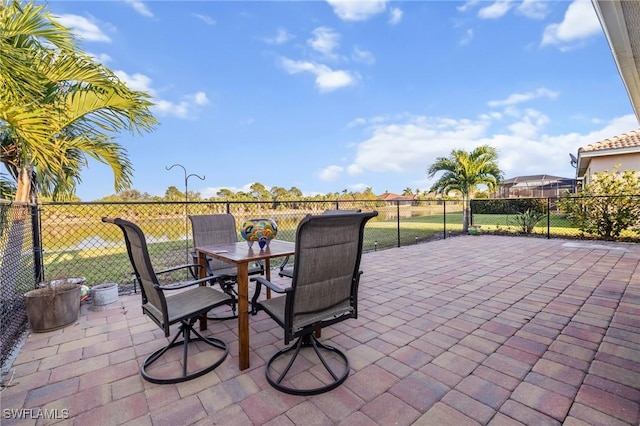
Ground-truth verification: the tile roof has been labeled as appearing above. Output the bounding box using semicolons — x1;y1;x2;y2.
378;192;416;201
579;128;640;153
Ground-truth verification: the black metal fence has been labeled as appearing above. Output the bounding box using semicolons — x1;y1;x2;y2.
2;195;639;369
0;198;463;369
1;201;37;371
471;196;640;241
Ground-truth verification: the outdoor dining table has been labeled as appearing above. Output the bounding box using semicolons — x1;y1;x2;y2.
195;239;296;370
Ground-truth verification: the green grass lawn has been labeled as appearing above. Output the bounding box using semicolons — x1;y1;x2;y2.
39;211;628;287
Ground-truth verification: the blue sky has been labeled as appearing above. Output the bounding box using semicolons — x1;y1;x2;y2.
49;0;638;201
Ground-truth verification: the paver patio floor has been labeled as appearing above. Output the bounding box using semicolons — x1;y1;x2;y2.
2;235;639;425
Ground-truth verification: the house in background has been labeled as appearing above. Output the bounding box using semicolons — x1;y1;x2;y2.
576;129;640;185
496;175;576;198
378;192;416;206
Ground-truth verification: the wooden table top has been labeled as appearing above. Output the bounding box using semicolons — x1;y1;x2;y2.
195;240;295;264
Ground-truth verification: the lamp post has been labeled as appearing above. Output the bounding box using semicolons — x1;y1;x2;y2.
166;164;205;265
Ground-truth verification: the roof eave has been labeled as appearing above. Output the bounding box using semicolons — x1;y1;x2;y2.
593;0;640;124
575;154;589;179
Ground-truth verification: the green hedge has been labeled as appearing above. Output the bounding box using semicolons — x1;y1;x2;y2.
471;198;547;215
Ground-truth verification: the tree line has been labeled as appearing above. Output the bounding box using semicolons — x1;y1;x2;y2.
98;184;380;203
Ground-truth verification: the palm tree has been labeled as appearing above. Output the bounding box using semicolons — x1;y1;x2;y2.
427;145;502;232
0;0;157;295
1;0;157;202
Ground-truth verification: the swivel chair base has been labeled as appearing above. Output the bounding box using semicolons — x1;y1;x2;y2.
141;318;228;384
265;334;349;395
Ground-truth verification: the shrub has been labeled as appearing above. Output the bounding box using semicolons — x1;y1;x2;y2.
472;198;546;215
510;209;545;234
557;168;640;239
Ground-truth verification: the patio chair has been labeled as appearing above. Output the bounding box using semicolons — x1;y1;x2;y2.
251;210;377;395
188;214;264;320
102;217;231;384
278;209;362;279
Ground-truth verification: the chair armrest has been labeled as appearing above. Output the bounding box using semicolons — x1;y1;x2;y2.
251;276;291;294
278;255;291;271
250;276;291;315
278;268;294;279
159;275;213;291
155;263;201;275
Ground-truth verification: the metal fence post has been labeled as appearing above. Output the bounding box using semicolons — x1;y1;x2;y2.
31;204;44;284
443;200;447;239
396;201;401;247
547;197;551;239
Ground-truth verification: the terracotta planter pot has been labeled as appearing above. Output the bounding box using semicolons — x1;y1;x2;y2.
24;280;82;332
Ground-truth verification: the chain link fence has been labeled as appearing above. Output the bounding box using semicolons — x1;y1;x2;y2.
3;195;638;369
36;199;460;290
471;196;640;241
1;201;37;371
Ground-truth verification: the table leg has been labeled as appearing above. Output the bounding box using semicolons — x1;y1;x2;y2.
198;251;208;331
265;259;271;299
237;262;250;370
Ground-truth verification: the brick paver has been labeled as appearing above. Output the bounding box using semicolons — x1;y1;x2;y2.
2;235;639;425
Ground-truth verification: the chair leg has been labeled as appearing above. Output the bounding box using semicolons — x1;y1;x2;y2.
207;280;238;320
265;334;349;396
141;317;228;384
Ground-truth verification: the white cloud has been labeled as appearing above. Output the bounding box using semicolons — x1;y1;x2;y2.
507;109;550;139
192;92;209;106
541;0;601;49
280;58;358;92
194;14;216;26
326;0;387;21
88;52;112;64
114;71;155;95
388;7;403;25
265;28;294;45
352;46;375;64
308;27;341;59
457;0;480;13
154;99;190;118
114;70;208;119
515;0;549;20
487;88;559;107
318;165;344;181
460;29;474;46
347;117;367;128
347;164;363;175
460;0;548;21
342;111;638;183
55;15;111;42
350;183;369;192
349;117;492;174
125;0;153;18
478;1;513;19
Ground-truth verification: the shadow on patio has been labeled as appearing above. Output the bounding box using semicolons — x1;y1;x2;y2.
1;235;639;425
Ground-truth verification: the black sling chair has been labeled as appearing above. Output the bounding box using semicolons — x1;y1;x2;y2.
103;217;231;384
251;211;377;395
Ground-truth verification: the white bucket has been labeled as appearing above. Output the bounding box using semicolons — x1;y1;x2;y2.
92;283;119;306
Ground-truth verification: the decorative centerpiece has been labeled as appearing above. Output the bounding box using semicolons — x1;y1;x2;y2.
241;218;278;248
